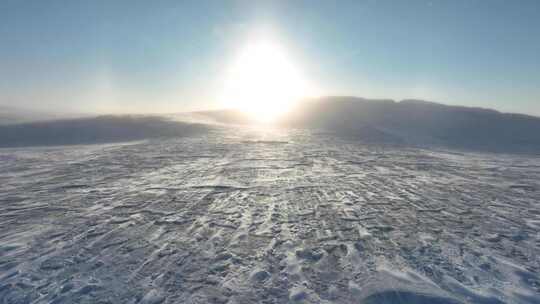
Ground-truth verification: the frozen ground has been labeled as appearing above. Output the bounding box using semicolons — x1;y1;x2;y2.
1;126;539;304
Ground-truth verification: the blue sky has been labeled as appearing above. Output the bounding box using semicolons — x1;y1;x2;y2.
1;0;540;115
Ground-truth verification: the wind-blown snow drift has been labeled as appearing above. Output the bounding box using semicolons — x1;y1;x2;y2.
1;126;539;303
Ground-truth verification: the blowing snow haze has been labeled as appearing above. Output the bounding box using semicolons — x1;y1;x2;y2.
1;1;540;304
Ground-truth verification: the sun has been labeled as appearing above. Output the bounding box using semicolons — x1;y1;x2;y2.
220;40;311;122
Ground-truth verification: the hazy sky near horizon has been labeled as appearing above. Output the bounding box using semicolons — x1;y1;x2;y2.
1;0;540;115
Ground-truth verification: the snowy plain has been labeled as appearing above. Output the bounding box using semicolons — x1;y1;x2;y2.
1;126;539;303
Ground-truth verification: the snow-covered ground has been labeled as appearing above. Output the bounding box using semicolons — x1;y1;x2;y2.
1;126;539;303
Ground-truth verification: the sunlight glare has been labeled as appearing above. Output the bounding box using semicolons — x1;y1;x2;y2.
220;40;311;122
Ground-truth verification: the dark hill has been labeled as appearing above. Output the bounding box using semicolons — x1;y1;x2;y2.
0;116;209;148
281;97;540;153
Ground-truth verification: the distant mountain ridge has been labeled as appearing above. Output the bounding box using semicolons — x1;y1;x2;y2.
2;97;539;153
0;115;209;147
198;97;540;153
281;96;540;153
